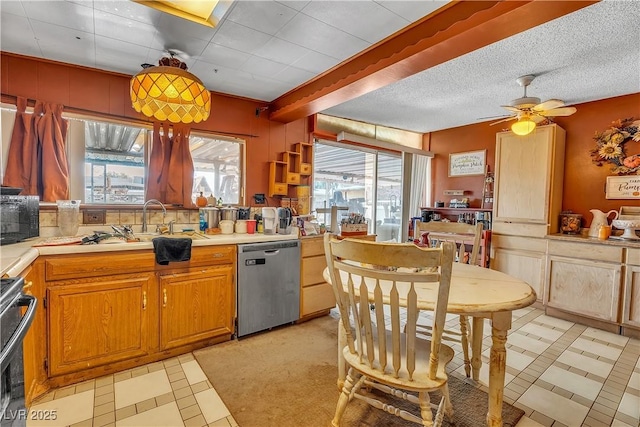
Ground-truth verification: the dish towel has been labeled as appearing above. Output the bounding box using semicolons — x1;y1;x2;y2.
152;237;192;265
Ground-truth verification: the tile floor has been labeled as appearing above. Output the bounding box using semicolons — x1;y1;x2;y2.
27;307;639;427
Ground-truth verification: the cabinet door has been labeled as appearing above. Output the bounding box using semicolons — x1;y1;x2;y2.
547;256;621;322
492;248;545;302
47;275;153;377
623;265;640;328
494;128;551;223
159;266;234;350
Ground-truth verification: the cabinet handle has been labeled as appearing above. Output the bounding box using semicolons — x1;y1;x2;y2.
163;289;167;307
142;291;147;310
23;281;33;291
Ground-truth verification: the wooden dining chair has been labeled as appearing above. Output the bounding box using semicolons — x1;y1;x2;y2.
324;233;456;427
415;221;483;378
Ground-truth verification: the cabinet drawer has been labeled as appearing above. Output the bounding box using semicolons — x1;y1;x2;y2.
286;173;300;185
300;163;312;175
273;183;288;195
179;245;236;268
302;283;336;316
548;240;622;263
45;252;156;281
301;236;325;257
302;255;327;287
491;235;547;252
627;248;640;266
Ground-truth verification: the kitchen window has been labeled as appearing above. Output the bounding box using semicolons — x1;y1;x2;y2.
0;107;245;206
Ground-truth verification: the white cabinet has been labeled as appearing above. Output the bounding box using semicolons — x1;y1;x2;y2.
491;235;546;302
492;124;566;237
545;240;623;327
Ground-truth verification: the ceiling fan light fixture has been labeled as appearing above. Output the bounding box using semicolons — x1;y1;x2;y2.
130;58;211;124
511;116;536;136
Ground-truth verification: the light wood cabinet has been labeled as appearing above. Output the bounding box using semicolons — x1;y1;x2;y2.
159;265;234;350
492;124;565;237
38;245;236;387
545;240;623;328
491;235;546;302
622;248;640;334
299;236;336;320
47;274;154;377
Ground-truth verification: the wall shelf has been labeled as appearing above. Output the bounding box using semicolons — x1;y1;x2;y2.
268;142;315;197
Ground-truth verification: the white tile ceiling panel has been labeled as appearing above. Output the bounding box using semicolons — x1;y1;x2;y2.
274;65;316;87
291;50;341;74
1;13;41;58
198;43;251;70
29;20;96;66
275;1;309;13
275;12;369;60
375;1;449;22
156;12;218;42
300;1;409;43
22;0;94;33
323;0;640;133
212;20;272;54
0;1;26;17
95;36;154;75
241;55;289;79
93;1;163;26
226;1;297;36
94;10;157;48
255;37;310;66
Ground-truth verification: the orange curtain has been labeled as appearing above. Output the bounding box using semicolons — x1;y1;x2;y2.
2;97;69;201
147;122;195;207
3;97;38;194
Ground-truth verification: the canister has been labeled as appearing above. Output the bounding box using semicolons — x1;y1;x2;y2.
235;220;248;234
219;220;234;234
203;207;220;229
296;186;310;215
220;206;238;221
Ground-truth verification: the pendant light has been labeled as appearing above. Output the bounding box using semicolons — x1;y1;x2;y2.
511;115;536;136
130;55;211;124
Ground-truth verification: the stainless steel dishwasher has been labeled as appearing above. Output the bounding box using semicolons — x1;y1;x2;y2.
236;240;300;337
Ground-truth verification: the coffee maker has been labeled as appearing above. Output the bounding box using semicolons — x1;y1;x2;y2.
262;207;278;234
277;207;292;234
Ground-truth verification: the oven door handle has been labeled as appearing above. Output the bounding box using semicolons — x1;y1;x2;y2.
0;295;37;372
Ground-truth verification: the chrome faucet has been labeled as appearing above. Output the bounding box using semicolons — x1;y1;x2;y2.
142;199;166;233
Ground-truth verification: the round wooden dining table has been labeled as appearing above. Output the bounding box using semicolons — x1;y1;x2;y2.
324;262;537;427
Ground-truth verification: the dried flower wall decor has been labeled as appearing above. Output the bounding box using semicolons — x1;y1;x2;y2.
590;118;640;175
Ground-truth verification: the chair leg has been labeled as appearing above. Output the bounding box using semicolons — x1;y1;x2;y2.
332;368;356;427
459;315;471;377
418;391;435;427
441;382;454;421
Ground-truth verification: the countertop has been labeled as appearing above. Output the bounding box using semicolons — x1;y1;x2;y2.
0;232;299;277
546;233;640;248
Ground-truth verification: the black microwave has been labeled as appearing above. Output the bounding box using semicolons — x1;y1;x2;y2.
0;194;39;245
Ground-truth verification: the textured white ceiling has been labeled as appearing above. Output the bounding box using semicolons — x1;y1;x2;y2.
1;0;638;134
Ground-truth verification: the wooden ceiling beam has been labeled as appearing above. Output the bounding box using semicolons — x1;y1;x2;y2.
268;0;598;123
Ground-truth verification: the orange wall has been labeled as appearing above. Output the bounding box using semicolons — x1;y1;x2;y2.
0;53;310;206
430;93;640;227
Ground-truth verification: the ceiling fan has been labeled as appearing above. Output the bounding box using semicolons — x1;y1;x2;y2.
490;75;577;135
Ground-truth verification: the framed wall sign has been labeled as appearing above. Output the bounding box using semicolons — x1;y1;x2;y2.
449;150;486;177
606;176;640;199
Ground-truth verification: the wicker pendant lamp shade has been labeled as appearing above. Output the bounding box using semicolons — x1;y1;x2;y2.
130;56;211;124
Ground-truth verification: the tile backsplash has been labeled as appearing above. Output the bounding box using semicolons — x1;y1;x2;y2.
39;208;200;238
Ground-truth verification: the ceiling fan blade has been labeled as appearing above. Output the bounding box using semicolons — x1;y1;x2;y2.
541;106;577;117
490;116;518;126
500;105;521;113
477;114;511;120
531;114;548;123
533;99;565;112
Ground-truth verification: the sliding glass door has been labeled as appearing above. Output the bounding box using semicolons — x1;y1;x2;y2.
313;141;403;241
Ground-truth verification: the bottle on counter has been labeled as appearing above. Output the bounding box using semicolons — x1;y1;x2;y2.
199;209;208;231
257;220;264;233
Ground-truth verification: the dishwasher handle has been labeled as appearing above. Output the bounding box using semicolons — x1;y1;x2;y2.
263;249;280;256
